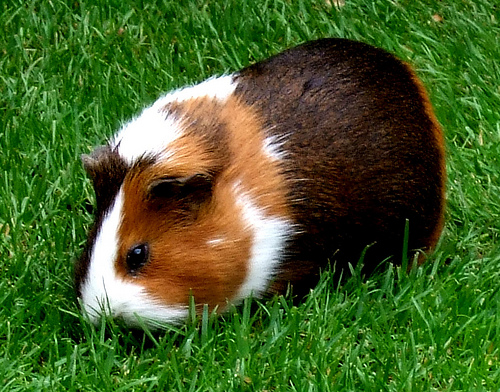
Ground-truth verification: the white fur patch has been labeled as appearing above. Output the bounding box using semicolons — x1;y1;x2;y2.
263;134;288;161
231;184;293;302
155;75;237;105
206;237;226;246
80;189;188;327
112;108;182;166
112;75;237;166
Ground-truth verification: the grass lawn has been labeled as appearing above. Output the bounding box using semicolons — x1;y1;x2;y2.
1;0;500;390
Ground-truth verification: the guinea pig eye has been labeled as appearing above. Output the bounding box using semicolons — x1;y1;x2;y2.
126;243;149;275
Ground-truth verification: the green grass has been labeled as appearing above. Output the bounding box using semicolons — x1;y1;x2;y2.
1;0;500;390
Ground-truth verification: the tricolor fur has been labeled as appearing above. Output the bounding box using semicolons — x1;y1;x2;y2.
75;39;446;327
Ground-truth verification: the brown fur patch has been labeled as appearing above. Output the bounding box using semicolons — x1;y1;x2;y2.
116;95;290;311
233;39;447;289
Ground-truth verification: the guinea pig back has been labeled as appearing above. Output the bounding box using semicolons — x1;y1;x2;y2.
75;38;445;327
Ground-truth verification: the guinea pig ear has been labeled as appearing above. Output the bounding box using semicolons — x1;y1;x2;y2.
81;146;128;213
148;173;214;205
81;145;112;179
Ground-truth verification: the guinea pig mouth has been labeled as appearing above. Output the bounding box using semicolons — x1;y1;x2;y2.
126;243;150;275
81;291;190;329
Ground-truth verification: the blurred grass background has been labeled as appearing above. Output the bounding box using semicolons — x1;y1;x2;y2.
1;0;499;390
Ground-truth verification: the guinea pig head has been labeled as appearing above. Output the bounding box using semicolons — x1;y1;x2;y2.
75;81;293;327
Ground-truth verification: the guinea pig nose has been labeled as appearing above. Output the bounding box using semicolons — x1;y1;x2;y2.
126;243;149;275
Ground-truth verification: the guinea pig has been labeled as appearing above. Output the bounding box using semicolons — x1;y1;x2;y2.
75;38;445;327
